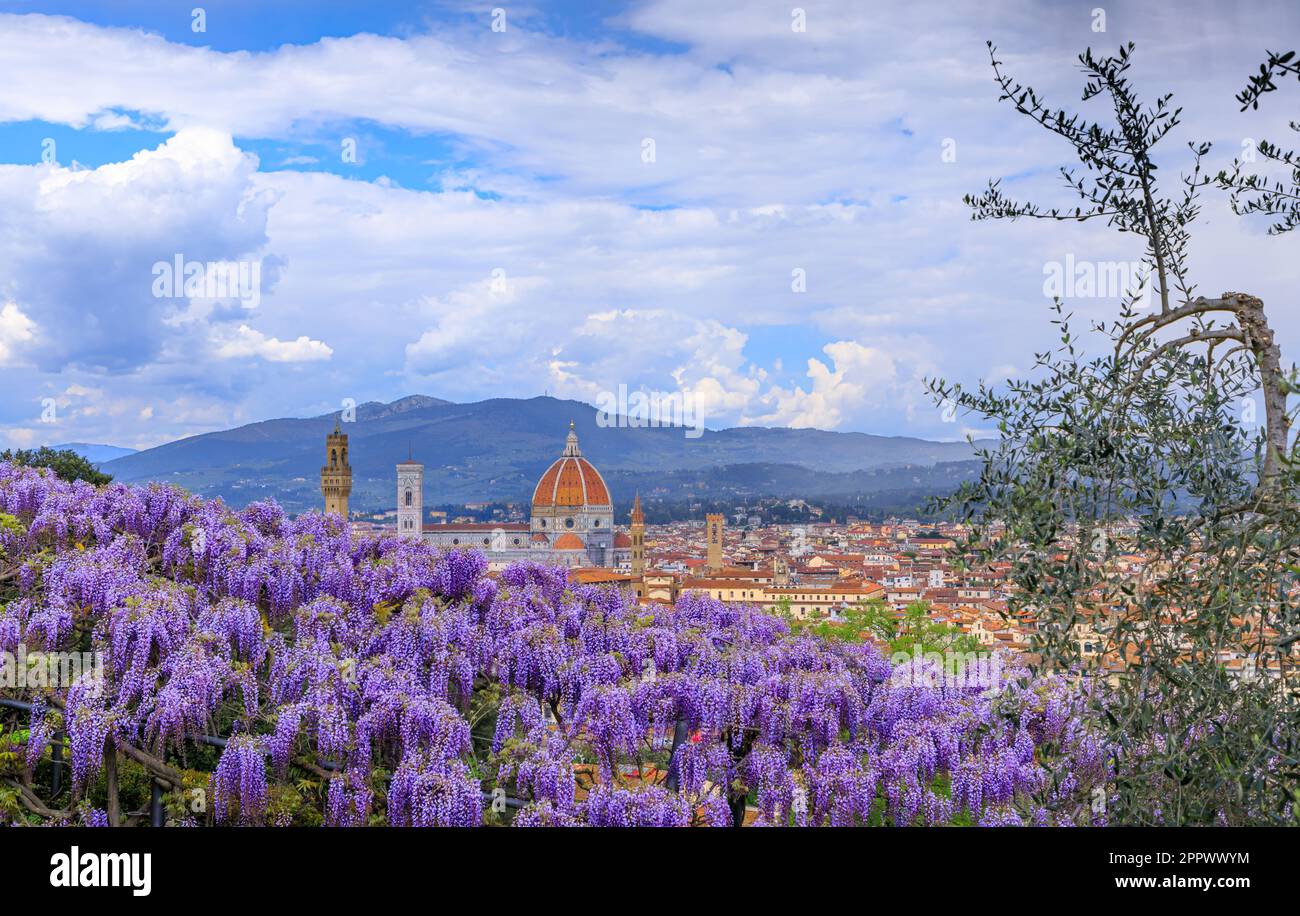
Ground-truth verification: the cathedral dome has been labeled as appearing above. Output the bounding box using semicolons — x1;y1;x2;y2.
531;423;611;509
553;532;586;550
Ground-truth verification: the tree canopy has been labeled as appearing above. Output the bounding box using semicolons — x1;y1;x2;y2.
932;42;1299;824
0;448;111;487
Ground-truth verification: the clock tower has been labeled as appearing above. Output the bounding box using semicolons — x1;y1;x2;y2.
321;419;352;519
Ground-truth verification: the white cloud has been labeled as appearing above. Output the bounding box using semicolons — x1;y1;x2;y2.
214;325;332;363
3;428;37;447
984;364;1020;385
0;127;274;373
2;2;1300;449
0;301;36;366
752;341;900;429
531;309;766;427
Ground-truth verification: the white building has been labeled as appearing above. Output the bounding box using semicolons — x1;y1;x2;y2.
401;423;631;569
396;454;423;537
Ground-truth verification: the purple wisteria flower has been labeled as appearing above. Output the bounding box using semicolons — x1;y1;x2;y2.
0;459;1118;828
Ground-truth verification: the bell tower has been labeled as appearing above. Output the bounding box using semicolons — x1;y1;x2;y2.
630;492;646;576
321;418;352;519
706;513;724;572
397;447;424;539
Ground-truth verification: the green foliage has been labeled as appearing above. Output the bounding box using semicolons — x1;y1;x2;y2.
936;43;1300;824
0;447;112;486
794;599;982;656
0;725;28;778
267;782;308;826
0;782;24;822
1219;49;1300;234
0;513;23;541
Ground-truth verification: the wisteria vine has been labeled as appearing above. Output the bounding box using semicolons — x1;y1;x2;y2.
0;462;1112;827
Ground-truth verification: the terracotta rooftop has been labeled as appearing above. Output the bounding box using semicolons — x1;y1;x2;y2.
553;532;586;550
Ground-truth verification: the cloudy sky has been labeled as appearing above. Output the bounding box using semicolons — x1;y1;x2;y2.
0;0;1297;449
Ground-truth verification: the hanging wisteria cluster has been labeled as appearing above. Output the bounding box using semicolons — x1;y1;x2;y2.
0;462;1113;827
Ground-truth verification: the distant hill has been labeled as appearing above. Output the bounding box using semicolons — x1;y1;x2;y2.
100;395;986;513
53;442;138;464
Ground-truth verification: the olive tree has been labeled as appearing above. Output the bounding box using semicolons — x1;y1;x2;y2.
931;43;1299;825
1218;49;1300;234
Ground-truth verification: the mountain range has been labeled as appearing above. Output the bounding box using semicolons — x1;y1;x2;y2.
98;395;987;514
52;442;138;464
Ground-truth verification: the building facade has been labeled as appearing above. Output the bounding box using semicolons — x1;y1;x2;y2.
408;423;630;569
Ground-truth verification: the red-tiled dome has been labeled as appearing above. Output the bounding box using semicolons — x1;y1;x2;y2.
553;532;586;550
613;531;632;548
531;424;611;509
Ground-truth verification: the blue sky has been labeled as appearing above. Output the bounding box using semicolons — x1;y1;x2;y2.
0;0;1298;449
3;1;687;52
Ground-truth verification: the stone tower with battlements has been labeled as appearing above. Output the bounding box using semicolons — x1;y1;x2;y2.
706;513;724;572
321;419;352;519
